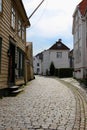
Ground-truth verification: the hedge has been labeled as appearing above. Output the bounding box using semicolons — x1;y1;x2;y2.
55;68;74;78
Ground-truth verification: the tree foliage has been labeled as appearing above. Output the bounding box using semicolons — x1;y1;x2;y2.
50;62;55;76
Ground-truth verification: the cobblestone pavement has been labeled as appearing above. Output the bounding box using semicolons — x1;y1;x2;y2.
60;78;87;102
0;76;87;130
59;78;87;130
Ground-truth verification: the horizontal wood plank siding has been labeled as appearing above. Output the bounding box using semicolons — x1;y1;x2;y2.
0;0;27;89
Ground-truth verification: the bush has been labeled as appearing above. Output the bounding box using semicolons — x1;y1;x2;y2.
50;62;55;76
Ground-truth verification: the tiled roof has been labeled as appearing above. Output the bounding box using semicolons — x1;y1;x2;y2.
49;39;70;51
78;0;87;16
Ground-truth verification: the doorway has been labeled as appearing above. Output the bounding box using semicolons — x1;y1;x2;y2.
8;43;15;85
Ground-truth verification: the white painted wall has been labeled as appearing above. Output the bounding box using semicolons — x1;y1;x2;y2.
42;50;50;75
42;49;70;75
73;9;87;79
49;50;69;68
33;56;42;75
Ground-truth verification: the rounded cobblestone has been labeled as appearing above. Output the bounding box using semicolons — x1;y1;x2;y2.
0;76;86;130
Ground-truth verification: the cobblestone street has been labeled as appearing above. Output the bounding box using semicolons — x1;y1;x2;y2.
0;76;87;130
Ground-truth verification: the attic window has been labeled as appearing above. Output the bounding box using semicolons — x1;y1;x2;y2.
57;43;61;47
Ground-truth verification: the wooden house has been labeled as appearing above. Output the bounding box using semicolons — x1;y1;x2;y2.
72;0;87;79
0;0;30;92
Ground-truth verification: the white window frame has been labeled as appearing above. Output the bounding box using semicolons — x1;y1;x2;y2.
57;52;62;58
18;19;22;37
11;7;16;29
22;26;25;40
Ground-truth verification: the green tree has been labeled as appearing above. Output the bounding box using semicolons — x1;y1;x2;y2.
50;62;55;76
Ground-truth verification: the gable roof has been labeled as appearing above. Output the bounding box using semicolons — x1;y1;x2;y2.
49;39;70;51
78;0;87;16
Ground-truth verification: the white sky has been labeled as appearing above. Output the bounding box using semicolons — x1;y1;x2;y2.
22;0;81;55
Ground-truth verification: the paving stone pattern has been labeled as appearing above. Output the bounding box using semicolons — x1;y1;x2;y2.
0;76;82;130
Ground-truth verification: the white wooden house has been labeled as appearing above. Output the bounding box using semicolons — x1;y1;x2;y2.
42;39;70;75
33;52;43;75
72;0;87;79
33;39;71;76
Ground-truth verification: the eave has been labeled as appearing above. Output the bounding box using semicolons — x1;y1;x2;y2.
14;0;30;27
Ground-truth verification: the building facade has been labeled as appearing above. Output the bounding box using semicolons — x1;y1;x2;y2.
33;52;43;75
42;39;70;75
33;39;70;76
0;0;30;90
72;0;87;79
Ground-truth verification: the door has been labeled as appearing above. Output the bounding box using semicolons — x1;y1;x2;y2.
8;43;15;85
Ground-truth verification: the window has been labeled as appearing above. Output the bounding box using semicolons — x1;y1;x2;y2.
56;52;62;58
57;43;61;47
18;20;22;37
0;0;2;12
17;48;24;77
0;37;2;73
22;26;25;40
37;63;39;66
11;7;16;29
37;68;40;73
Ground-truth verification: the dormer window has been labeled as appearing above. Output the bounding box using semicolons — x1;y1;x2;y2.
0;0;2;12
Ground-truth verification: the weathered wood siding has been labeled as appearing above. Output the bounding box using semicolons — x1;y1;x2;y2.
0;0;28;89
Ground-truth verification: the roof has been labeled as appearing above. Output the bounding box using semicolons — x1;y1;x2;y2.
49;39;70;51
15;0;30;27
35;52;43;60
78;0;87;16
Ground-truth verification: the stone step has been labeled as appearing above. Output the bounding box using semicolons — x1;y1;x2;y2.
10;86;19;89
9;85;24;95
11;88;24;93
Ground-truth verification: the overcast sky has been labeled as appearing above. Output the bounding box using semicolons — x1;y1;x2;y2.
22;0;81;55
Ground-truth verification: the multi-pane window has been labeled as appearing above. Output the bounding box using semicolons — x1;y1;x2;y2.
11;7;16;29
74;49;81;63
18;20;22;37
0;0;2;12
22;26;25;40
78;24;81;39
0;37;2;73
56;52;62;58
17;48;24;77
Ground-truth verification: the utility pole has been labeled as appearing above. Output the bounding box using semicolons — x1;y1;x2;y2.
29;0;45;19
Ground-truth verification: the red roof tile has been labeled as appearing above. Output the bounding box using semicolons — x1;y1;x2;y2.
78;0;87;15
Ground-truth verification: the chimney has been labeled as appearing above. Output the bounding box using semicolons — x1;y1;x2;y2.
58;39;62;42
